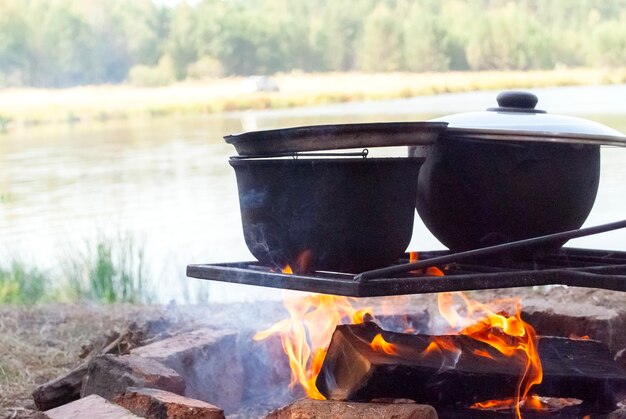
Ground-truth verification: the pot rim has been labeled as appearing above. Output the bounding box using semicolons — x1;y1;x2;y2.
229;156;425;166
224;121;448;155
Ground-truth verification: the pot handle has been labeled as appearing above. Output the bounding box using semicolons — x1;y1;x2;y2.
487;91;547;114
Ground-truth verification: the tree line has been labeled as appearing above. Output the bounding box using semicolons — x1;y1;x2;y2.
1;0;626;88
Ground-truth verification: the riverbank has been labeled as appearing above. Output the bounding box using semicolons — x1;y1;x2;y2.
2;68;626;130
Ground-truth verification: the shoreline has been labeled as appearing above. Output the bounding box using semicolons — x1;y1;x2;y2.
1;68;626;131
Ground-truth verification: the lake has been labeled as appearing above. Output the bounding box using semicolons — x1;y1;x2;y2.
1;85;626;303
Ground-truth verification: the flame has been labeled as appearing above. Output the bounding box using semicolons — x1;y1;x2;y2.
261;256;541;418
281;265;294;274
370;333;397;355
439;292;542;419
569;334;590;340
472;348;495;359
472;394;582;413
254;293;372;399
408;251;446;276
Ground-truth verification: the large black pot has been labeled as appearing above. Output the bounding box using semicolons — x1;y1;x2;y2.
416;136;600;252
230;157;424;273
413;91;626;253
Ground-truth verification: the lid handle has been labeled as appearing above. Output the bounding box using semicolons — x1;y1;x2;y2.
488;91;546;114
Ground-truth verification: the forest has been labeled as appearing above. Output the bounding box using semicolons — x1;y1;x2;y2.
1;0;626;87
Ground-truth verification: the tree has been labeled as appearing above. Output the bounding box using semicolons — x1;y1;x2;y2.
358;2;403;72
0;2;28;85
403;4;450;72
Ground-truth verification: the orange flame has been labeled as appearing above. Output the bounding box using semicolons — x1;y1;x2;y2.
370;333;397;355
281;265;294;274
439;292;542;419
260;257;541;418
409;251;445;276
254;293;372;399
569;334;590;340
472;394;582;413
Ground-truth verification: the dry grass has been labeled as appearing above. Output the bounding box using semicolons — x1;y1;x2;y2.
0;304;166;418
1;68;626;128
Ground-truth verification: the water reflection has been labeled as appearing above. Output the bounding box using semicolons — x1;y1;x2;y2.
1;88;625;302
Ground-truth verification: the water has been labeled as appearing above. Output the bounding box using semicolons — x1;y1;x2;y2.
1;86;626;303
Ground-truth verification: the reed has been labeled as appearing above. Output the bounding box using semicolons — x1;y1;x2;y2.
63;235;151;304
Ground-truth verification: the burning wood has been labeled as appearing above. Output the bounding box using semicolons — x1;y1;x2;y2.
253;294;373;399
316;322;626;414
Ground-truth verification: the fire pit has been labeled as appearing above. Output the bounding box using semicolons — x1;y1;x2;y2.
186;93;626;418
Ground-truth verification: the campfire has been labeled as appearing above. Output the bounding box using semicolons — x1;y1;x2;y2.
254;268;543;419
32;92;626;418
254;280;625;418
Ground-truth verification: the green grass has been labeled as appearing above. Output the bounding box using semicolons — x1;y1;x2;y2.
64;235;151;304
0;261;47;304
0;235;152;305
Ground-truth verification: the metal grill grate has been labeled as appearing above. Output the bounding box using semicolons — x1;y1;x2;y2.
187;248;626;297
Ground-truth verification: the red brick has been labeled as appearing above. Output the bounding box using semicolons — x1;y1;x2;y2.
115;387;225;419
81;354;185;401
266;398;438;419
132;328;243;411
35;394;141;419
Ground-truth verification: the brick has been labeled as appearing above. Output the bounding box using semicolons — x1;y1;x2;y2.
115;387;225;419
265;398;438;419
81;354;185;401
35;394;141;419
132;328;243;412
522;298;626;367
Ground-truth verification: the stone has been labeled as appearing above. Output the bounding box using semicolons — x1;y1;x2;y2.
265;398;438;419
132;327;244;412
115;387;225;419
81;354;185;401
522;298;626;367
35;394;141;419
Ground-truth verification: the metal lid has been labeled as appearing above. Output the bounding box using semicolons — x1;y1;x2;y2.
225;121;448;155
432;91;626;146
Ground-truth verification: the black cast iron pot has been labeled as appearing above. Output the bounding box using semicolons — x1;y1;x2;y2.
230;157;424;273
413;91;626;253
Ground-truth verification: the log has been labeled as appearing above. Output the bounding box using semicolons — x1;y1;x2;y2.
32;363;88;411
316;322;626;412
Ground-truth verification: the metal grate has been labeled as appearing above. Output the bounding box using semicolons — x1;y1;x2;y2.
187;247;626;297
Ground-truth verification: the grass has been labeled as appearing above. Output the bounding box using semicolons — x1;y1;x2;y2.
0;262;48;305
64;235;150;304
1;68;626;129
0;235;151;305
0;303;168;418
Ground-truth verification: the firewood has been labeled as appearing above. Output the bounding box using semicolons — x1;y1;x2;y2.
32;363;88;411
32;319;167;411
316;322;626;412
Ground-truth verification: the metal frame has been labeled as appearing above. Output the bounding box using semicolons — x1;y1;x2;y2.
187;248;626;297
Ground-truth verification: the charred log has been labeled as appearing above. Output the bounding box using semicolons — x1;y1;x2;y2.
316;322;626;413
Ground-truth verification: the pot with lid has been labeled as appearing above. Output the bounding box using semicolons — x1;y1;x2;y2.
412;90;626;253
